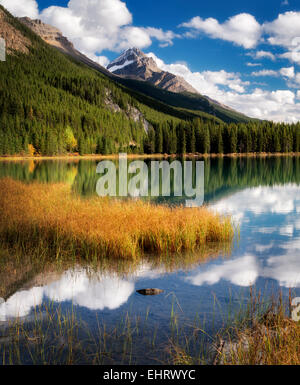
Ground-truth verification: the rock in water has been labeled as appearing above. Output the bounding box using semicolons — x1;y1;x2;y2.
136;288;164;296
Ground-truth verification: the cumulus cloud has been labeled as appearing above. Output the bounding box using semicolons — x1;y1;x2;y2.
224;89;300;122
204;185;300;288
186;183;300;289
0;0;177;60
211;185;299;221
180;11;300;70
279;51;300;65
250;65;299;89
180;13;262;49
143;27;179;48
147;52;300;122
147;52;249;95
251;69;279;77
186;255;259;287
249;50;276;61
280;66;295;78
264;12;300;48
0;287;44;321
38;0;177;60
0;263;165;321
261;12;300;65
185;247;300;288
0;0;39;18
265;250;300;288
251;66;295;79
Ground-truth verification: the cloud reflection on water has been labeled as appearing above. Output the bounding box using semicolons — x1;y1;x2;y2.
185;184;300;289
0;264;163;322
1;184;299;322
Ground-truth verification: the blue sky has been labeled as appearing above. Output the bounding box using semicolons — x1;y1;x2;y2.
2;0;300;122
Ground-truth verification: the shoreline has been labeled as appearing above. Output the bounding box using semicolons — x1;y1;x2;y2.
0;152;300;162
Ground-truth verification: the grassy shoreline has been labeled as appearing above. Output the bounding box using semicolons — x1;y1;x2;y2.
1;284;297;365
167;292;300;365
0;152;299;162
0;179;233;260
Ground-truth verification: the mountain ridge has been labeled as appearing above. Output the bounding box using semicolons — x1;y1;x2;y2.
107;47;199;94
107;48;251;122
14;15;253;123
1;4;298;159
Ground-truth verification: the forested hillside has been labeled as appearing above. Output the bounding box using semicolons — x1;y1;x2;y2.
0;5;299;157
0;5;187;156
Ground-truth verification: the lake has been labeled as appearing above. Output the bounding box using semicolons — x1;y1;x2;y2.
0;156;299;364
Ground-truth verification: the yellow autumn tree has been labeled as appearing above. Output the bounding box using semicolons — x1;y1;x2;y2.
28;144;36;157
64;127;77;152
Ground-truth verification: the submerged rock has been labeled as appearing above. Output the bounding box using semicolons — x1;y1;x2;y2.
136;289;164;296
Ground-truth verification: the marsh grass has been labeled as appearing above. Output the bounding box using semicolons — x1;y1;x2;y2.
0;178;233;260
2;279;297;365
161;287;300;365
167;289;300;365
217;291;300;365
0;301;201;365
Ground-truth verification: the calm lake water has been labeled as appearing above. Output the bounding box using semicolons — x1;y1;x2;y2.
0;157;300;364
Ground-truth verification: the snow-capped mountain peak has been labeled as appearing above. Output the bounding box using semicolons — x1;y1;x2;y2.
107;47;199;95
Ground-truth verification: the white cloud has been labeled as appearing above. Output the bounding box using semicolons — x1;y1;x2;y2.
221;89;299;122
251;66;294;79
0;0;177;61
280;66;295;78
202;185;300;288
148;52;300;122
0;263;164;321
246;62;262;67
185;247;300;288
143;27;179;48
0;0;39;18
180;13;262;49
44;270;135;311
39;0;177;61
91;55;110;68
117;26;152;51
250;50;276;61
186;255;259;287
265;250;300;288
180;11;300;69
0;287;44;321
251;69;279;77
147;52;249;95
279;51;300;65
291;73;300;86
263;12;300;49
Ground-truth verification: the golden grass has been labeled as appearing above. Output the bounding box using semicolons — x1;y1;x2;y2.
221;313;300;365
0;178;233;260
214;294;300;365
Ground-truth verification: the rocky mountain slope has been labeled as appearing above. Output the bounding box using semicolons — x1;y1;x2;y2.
15;15;252;123
107;48;250;122
107;48;198;94
0;8;31;54
18;16;112;77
